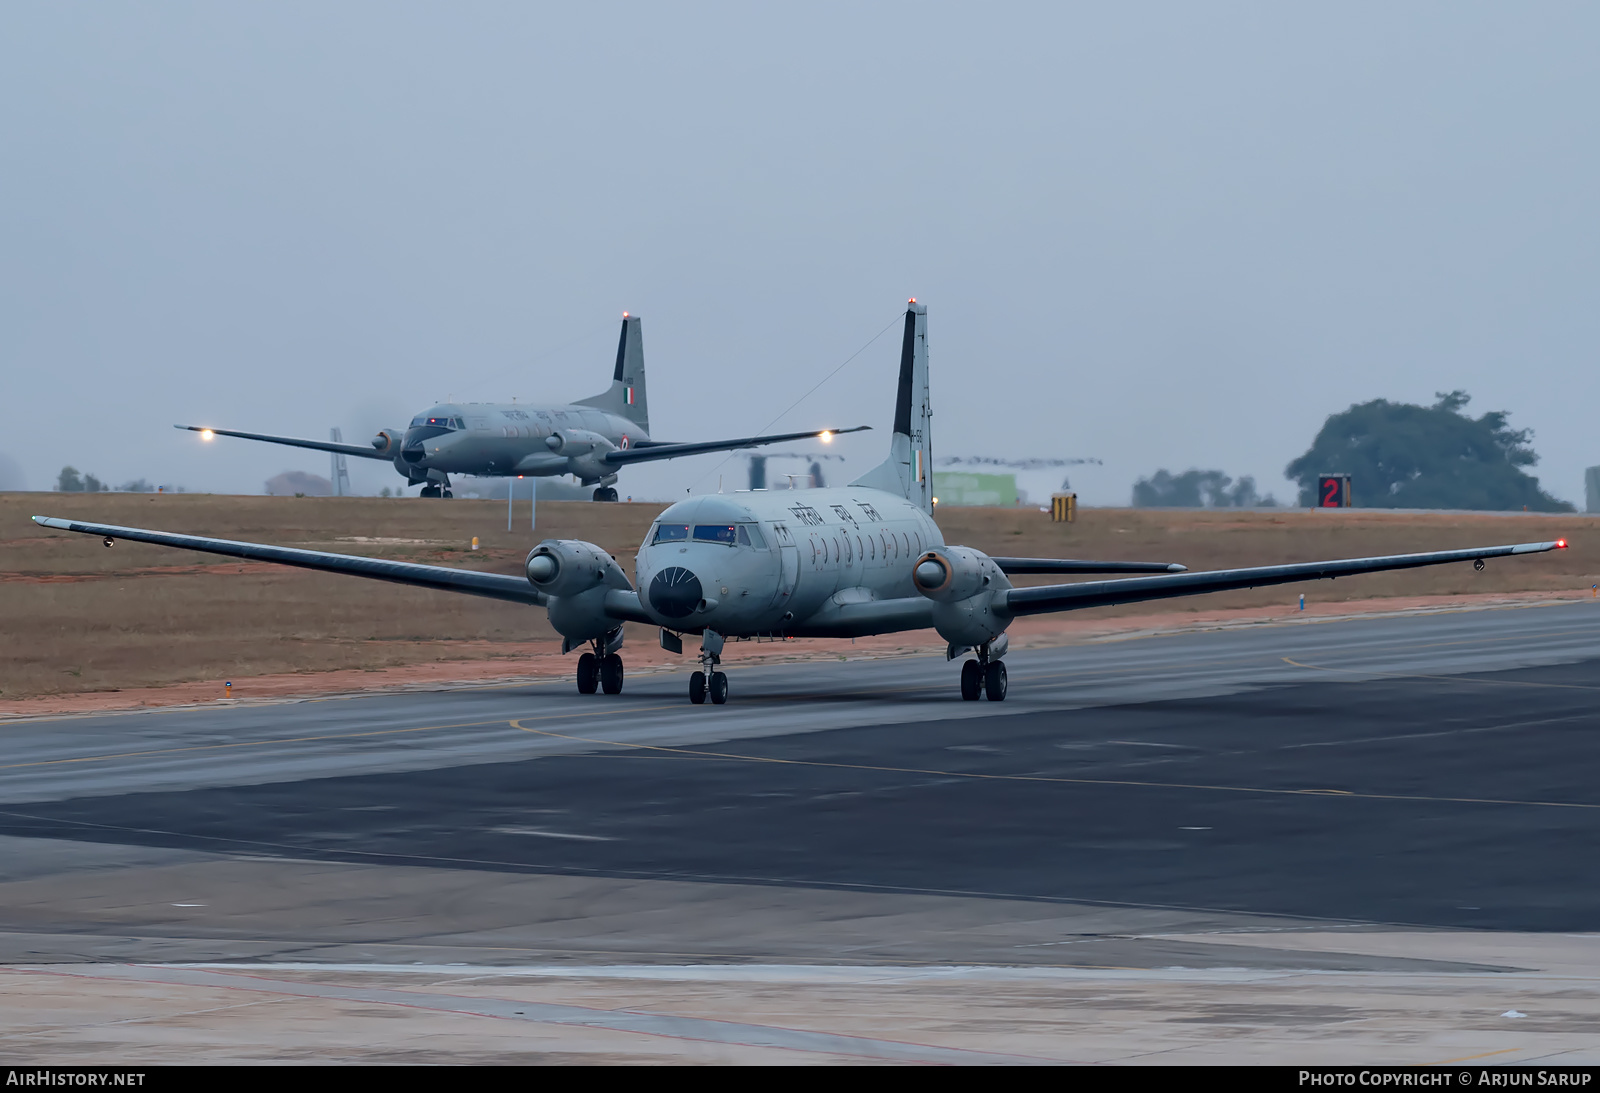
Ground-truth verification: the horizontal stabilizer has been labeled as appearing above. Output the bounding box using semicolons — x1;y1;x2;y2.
31;516;546;605
604;425;870;467
992;557;1186;575
176;425;393;461
1003;540;1568;617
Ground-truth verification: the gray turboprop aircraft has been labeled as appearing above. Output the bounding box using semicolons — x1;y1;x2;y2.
39;301;1568;704
178;313;867;500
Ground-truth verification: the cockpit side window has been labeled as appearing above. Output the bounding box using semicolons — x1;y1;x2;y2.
652;523;690;544
737;524;767;549
694;524;737;545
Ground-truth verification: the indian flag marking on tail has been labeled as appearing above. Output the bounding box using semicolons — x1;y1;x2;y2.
626;386;635;406
915;449;923;483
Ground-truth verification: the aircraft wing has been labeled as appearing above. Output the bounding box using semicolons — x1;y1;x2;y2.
992;557;1187;575
30;517;546;606
603;425;871;466
1002;540;1567;616
176;425;394;460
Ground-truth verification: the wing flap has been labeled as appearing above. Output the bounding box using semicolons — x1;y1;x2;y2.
31;517;546;606
603;425;870;466
1002;540;1567;617
177;425;393;460
993;557;1187;575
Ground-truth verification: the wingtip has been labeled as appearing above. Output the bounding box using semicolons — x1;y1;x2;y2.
1167;563;1188;572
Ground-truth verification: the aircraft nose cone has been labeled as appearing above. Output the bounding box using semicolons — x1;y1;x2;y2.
914;559;946;590
526;554;557;583
649;566;703;620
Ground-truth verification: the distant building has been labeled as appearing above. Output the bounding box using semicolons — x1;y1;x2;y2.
932;472;1017;507
265;470;334;497
1587;466;1600;513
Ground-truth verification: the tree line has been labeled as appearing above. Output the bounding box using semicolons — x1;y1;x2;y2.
1134;390;1572;511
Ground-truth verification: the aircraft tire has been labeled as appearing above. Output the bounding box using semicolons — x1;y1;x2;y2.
984;660;1008;702
420;485;440;498
689;671;707;704
576;652;599;695
600;653;624;695
709;671;729;705
442;489;453;499
960;660;982;701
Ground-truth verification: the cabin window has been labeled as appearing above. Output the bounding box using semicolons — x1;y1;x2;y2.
652;524;690;544
694;525;737;545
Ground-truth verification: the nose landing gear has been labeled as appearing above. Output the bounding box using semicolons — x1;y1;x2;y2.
688;630;728;704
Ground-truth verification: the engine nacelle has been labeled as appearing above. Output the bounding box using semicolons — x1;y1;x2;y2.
370;429;403;457
912;546;1003;603
525;539;629;599
914;546;1014;648
545;429;608;456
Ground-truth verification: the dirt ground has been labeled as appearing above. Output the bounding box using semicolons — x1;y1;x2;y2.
3;491;1595;713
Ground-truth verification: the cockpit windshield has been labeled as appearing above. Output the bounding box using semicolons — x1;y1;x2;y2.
653;522;767;547
409;415;462;430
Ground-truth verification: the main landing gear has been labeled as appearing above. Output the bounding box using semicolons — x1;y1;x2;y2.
592;486;620;502
575;633;625;695
959;643;1008;702
419;484;453;498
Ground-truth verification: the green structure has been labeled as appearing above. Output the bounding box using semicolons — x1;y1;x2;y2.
933;472;1017;507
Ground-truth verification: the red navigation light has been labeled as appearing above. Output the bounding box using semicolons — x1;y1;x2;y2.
908;297;916;304
622;312;629;318
1557;538;1568;549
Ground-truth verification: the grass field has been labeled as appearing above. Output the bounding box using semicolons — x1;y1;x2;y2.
4;492;1596;700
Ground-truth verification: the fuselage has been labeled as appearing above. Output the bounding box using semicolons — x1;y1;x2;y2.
634;486;944;638
402;401;648;481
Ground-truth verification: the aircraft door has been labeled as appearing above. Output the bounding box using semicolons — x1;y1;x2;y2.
776;544;799;606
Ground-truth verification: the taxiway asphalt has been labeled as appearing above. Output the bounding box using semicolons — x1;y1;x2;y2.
4;602;1600;1062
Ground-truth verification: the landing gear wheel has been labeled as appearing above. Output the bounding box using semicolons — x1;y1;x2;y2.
593;487;620;502
984;660;1008;702
441;489;453;499
420;485;441;498
576;652;599;695
689;671;707;704
709;671;729;705
960;660;982;701
600;653;624;695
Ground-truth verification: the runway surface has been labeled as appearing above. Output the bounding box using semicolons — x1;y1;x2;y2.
3;601;1600;1061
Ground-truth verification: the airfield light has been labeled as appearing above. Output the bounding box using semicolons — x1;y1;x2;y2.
200;429;215;441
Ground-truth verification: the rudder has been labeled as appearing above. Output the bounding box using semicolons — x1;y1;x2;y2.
576;314;650;433
850;301;932;512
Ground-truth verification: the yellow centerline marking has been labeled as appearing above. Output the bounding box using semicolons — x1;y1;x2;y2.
511;722;1600;811
1432;1046;1521;1064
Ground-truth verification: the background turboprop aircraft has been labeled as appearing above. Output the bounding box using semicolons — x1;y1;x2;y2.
43;302;1567;704
178;314;867;500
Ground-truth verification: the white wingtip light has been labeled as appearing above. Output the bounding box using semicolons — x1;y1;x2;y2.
200;429;215;441
820;431;833;443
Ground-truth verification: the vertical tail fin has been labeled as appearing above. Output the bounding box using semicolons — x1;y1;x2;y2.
850;301;932;512
576;313;650;432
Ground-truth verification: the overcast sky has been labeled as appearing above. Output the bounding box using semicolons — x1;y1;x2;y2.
2;3;1596;505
